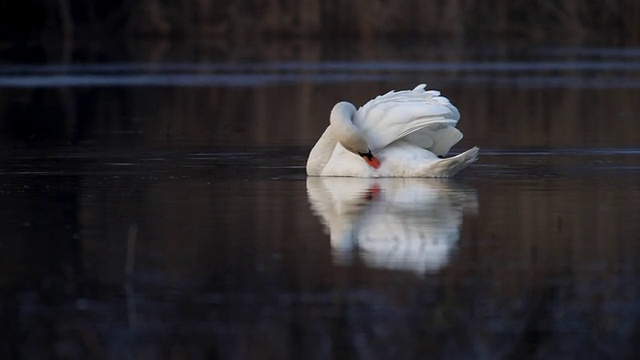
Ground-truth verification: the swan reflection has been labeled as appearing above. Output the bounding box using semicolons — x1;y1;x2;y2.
307;177;477;274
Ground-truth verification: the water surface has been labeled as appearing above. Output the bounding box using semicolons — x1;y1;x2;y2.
1;40;640;358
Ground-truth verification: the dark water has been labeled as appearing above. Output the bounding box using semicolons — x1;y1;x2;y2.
1;40;640;359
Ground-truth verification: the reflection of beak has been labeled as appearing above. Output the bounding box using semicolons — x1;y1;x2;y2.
362;183;381;201
359;151;381;169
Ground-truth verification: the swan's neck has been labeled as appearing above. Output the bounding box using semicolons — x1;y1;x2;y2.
329;102;369;155
306;126;336;175
306;102;371;176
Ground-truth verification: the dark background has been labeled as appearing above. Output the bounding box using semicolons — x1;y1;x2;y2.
1;2;640;359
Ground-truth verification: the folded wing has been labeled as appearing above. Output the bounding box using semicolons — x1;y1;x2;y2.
354;84;462;156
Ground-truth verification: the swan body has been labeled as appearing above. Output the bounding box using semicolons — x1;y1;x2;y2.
306;84;478;177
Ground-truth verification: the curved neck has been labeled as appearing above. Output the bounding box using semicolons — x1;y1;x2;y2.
329;102;368;154
330;101;357;125
306;126;336;175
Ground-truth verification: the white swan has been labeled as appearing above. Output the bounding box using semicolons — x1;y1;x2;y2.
306;84;478;177
306;177;478;274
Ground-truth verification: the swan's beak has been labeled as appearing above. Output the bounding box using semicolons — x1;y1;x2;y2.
360;151;381;169
366;155;381;169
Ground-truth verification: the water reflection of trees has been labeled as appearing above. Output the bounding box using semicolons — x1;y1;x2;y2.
1;38;639;148
2;82;639;149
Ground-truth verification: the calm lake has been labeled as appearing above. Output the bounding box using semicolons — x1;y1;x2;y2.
1;39;640;359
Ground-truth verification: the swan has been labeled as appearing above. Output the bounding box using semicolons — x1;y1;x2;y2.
306;84;479;177
306;177;478;274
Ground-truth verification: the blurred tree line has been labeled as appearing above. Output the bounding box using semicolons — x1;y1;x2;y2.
0;0;638;43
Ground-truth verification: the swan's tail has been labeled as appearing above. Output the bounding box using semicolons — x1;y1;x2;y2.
423;147;479;177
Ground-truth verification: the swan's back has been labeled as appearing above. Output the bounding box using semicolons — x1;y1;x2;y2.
354;84;462;156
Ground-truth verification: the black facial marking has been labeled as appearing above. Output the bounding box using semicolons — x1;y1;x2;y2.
358;150;373;160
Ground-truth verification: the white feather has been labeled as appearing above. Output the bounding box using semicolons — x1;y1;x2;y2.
306;84;478;178
354;84;460;153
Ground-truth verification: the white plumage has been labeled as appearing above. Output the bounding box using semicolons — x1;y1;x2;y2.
306;84;478;177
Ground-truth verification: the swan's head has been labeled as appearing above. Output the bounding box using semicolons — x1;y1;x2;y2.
330;102;381;169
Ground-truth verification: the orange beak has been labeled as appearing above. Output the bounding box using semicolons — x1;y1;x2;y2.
360;152;381;169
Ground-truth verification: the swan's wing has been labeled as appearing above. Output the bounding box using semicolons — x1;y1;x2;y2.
405;125;463;156
354;84;461;153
